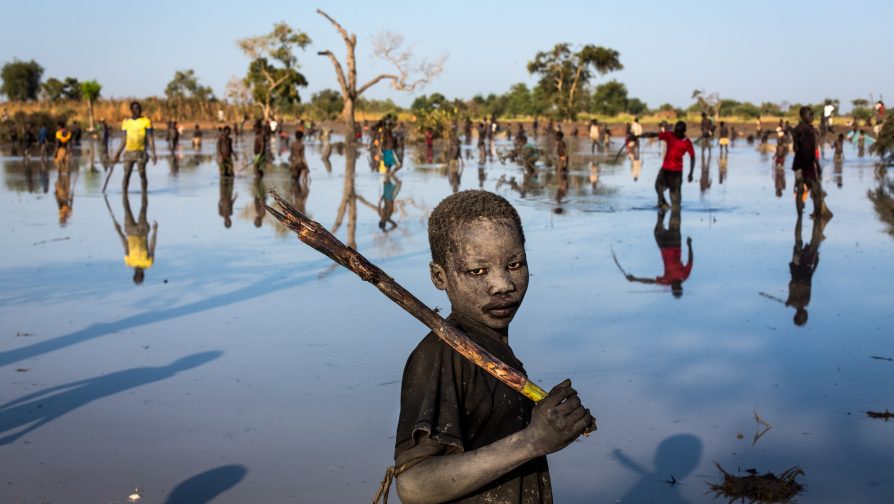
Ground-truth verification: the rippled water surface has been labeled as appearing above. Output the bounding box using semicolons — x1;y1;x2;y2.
1;131;892;503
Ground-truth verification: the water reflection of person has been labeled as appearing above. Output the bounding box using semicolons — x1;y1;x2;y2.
554;172;569;214
252;175;266;228
290;173;310;217
699;152;712;193
785;213;826;326
378;172;401;231
218;177;237;229
54;170;76;226
625;208;693;298
445;161;462;194
774;162;786;198
631;158;642;182
109;191;157;285
589;161;600;192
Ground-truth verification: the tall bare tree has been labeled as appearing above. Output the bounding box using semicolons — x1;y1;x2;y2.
315;9;446;141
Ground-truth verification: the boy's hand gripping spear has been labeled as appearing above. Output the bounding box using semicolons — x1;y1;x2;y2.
265;189;595;434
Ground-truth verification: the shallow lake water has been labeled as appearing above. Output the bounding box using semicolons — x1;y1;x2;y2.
1;130;892;503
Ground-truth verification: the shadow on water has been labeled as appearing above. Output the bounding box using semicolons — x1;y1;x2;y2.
164;464;248;504
0;351;222;446
0;268;315;369
613;434;703;504
0;243;429;368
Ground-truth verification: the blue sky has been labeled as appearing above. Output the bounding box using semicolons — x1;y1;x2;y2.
2;0;890;111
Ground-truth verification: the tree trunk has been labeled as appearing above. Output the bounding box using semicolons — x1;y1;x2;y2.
343;97;355;143
87;99;95;132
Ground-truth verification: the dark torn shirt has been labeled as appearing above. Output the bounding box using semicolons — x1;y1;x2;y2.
395;312;552;503
791;122;818;174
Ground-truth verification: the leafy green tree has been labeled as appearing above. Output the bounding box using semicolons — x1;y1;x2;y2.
504;83;531;117
355;97;402;115
851;98;873;121
410;93;450;113
80;80;102;131
590;80;629;116
164;69;215;120
733;102;761;119
1;59;43;101
238;22;311;120
626;98;649;116
308;89;344;120
717;99;740;117
42;76;81;101
41;78;66;101
760;102;782;116
165;69;214;101
527;43;622;120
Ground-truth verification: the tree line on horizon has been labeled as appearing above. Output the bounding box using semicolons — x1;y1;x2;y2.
0;12;881;130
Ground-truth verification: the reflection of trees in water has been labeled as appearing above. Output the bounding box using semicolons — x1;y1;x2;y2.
333;145;361;248
868;174;894;237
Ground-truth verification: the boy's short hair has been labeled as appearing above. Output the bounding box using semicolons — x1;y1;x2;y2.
428;190;524;267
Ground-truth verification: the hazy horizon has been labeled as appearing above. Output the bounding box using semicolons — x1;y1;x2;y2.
2;0;890;112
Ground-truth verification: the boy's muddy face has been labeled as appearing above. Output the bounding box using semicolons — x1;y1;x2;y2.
430;218;528;331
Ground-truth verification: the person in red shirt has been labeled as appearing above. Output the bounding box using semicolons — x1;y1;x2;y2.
624;208;694;298
638;121;695;209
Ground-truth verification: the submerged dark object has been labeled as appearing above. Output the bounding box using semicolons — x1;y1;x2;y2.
866;409;894;421
707;463;805;503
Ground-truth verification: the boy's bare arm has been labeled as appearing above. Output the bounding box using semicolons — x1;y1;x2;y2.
686;237;693;266
397;380;593;504
149;222;158;257
625;273;657;284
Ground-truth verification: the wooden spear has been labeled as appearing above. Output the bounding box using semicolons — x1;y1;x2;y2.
265;189;573;410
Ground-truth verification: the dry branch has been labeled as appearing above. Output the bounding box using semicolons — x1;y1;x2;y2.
264;190;565;409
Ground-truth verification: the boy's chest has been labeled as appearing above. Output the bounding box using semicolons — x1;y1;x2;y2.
459;368;533;449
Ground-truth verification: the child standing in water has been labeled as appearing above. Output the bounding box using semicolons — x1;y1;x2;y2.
718;121;730;157
791;106;831;218
638;121;696;210
54;121;73;172
192;124;203;149
388;190;595;504
216;126;236;177
555;131;568;173
833;133;845;164
289;130;309;185
112;101;157;192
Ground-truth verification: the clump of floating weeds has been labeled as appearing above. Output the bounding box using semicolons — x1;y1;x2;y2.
707;463;805;503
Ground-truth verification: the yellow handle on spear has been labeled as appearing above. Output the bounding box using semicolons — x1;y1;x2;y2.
264;189;555;404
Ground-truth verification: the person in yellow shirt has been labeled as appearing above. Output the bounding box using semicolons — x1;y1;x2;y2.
108;191;158;285
112;101;157;192
54;121;73;173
